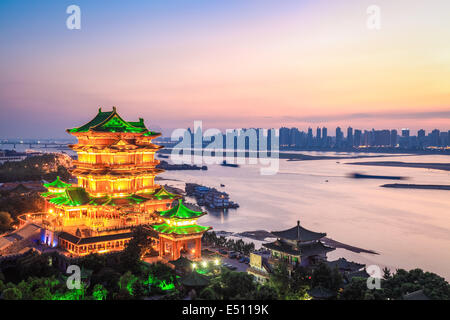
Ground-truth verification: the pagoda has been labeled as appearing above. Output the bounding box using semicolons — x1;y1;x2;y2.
152;199;211;261
35;107;211;258
263;220;335;268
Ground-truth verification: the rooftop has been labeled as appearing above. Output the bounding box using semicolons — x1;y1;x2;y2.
157;199;205;219
151;223;211;236
153;186;179;200
43;176;72;189
263;239;335;256
67;107;160;136
59;231;134;245
48;186;152;208
270;220;326;242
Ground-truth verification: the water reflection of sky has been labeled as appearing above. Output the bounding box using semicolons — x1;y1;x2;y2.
161;153;450;279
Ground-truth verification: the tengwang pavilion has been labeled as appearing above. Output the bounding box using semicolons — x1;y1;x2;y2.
22;107;210;260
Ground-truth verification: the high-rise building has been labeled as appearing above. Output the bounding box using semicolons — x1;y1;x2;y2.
335;127;343;148
390;129;398;147
354;129;362;147
322;127;328;144
290;128;300;147
431;129;440;146
347;127;353;147
307;127;313;147
374;130;390;146
440;132;449;147
279;127;290;147
362;130;370;146
401;128;410;137
418;129;426;139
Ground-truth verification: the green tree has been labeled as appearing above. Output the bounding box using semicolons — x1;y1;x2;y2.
17;280;33;300
311;262;343;293
382;268;449;300
0;211;13;232
91;267;121;293
251;285;278;300
2;287;22;300
209;269;257;299
0;280;5;293
17;252;58;279
119;226;155;273
32;287;52;300
79;253;107;273
382;267;391;280
199;287;219;300
291;266;312;288
92;284;108;300
339;277;368;300
268;261;291;298
118;271;138;297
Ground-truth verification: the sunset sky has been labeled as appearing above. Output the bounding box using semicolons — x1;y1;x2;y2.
0;0;449;138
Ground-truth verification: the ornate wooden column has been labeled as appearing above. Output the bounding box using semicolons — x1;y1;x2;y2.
195;238;201;259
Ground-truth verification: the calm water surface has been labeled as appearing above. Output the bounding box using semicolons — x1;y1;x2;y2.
160;153;450;279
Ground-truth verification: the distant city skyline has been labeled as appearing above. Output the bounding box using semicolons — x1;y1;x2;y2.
1;0;450;138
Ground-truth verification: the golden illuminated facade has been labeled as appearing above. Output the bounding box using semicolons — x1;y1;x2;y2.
30;107;210;259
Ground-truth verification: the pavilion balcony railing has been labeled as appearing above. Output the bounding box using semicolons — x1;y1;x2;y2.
72;161;159;170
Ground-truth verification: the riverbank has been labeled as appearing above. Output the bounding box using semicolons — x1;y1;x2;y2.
158;147;407;162
347;161;450;171
156;160;207;171
381;184;450;190
217;230;378;255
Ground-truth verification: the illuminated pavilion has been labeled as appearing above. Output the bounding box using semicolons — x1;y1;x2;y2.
263;220;335;268
33;107;211;259
152;199;211;261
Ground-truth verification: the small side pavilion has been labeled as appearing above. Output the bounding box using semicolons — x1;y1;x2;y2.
151;199;211;261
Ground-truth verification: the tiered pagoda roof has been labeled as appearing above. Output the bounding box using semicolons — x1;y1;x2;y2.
67;107;160;136
152;224;211;236
43;176;72;190
48;187;91;207
152;199;211;236
270;220;326;242
263;239;335;257
158;199;206;219
263;220;334;258
153;186;179;200
46;186;172;208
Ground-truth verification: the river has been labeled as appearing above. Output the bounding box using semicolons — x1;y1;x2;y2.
159;153;450;279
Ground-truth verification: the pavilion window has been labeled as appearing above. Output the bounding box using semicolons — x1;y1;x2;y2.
114;155;128;164
89;179;96;192
143;153;153;163
143;177;154;188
